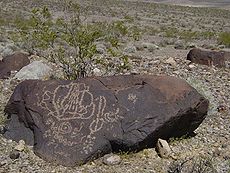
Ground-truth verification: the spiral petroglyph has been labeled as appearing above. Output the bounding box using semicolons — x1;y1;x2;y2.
37;82;122;153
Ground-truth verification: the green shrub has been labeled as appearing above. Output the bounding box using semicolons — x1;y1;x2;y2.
11;4;134;79
219;32;230;47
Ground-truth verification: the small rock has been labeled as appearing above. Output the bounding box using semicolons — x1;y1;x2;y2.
130;69;139;74
93;68;102;76
0;126;7;134
141;42;159;52
14;140;25;151
156;139;172;158
174;41;185;50
9;150;20;159
166;57;177;67
217;105;228;112
14;61;52;80
187;43;197;49
0;160;7;167
217;45;225;49
102;154;121;165
124;44;137;53
8;139;13;143
96;44;107;54
188;64;195;69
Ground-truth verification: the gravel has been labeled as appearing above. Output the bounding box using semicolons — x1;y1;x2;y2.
0;0;230;172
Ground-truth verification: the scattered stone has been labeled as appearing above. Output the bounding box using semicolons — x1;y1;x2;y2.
187;43;197;49
0;52;30;79
0;43;18;57
141;42;159;52
124;44;137;53
201;44;217;50
156;139;171;159
174;41;185;50
187;48;227;68
217;105;228;113
0;160;7;167
14;140;26;151
0;126;6;134
9;150;20;159
96;44;107;54
103;154;121;165
188;64;196;69
14;61;52;80
93;68;102;76
4;75;209;166
165;57;177;67
218;45;225;49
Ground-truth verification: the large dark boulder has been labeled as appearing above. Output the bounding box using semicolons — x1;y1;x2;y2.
0;52;30;79
4;75;209;166
187;48;228;68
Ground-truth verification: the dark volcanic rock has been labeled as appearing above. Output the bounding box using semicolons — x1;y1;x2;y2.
4;75;209;166
9;150;20;160
187;48;227;68
0;52;30;79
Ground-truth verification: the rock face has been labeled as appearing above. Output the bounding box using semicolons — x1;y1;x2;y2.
0;52;30;79
187;48;227;68
4;75;209;166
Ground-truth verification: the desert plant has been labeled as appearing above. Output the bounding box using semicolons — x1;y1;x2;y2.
219;32;230;47
11;3;133;79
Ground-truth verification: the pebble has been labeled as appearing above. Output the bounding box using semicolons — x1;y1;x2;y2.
93;68;102;76
165;57;177;67
188;64;195;69
156;139;172;159
0;126;6;134
96;44;107;54
9;150;20;159
124;44;137;53
141;42;159;52
102;154;121;165
14;140;26;151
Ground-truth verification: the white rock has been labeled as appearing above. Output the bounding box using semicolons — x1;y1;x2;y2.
93;68;102;76
103;154;121;165
188;64;196;69
14;140;25;151
166;57;177;67
14;61;52;80
156;138;172;158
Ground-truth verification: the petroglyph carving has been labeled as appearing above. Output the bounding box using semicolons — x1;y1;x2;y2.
37;82;122;154
128;93;137;104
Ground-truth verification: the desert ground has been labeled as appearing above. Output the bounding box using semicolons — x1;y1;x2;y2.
0;0;230;172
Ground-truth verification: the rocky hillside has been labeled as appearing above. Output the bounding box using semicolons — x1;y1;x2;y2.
0;0;230;172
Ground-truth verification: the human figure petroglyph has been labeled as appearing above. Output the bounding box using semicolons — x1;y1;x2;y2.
37;82;123;154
